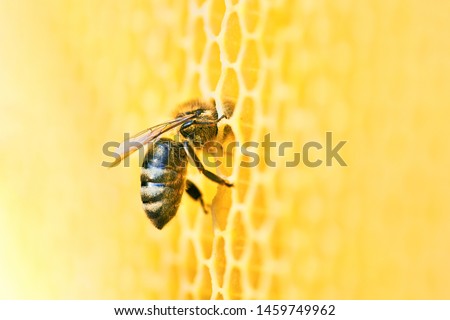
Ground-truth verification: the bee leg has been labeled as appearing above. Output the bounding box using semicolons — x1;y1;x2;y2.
185;179;209;214
183;141;233;187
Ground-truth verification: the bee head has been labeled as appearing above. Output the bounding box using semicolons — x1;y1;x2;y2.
175;98;235;147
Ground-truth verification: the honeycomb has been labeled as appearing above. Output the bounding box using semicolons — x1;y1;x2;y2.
1;0;450;299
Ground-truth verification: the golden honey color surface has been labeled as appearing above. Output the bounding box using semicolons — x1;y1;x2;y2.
1;0;450;299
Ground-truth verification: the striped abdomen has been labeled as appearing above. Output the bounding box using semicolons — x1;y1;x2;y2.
140;138;187;229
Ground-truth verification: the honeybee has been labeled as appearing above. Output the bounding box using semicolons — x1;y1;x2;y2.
109;99;234;229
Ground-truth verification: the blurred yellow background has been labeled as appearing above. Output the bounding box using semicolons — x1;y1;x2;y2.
1;0;449;299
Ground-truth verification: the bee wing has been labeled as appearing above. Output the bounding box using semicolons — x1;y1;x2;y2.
107;114;196;167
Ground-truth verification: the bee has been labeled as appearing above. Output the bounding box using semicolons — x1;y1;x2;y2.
108;99;234;229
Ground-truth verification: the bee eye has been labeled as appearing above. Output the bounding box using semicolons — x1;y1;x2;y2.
195;109;203;116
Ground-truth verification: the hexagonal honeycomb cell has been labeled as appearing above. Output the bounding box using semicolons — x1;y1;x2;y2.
223;12;242;63
240;40;260;90
206;41;221;90
208;0;226;36
192;17;207;64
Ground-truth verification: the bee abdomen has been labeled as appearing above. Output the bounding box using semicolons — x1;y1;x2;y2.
141;167;179;184
142;201;164;218
140;182;185;229
140;183;166;203
140;169;186;229
140;138;187;229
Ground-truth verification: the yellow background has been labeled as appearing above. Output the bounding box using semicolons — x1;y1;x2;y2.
1;0;449;299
